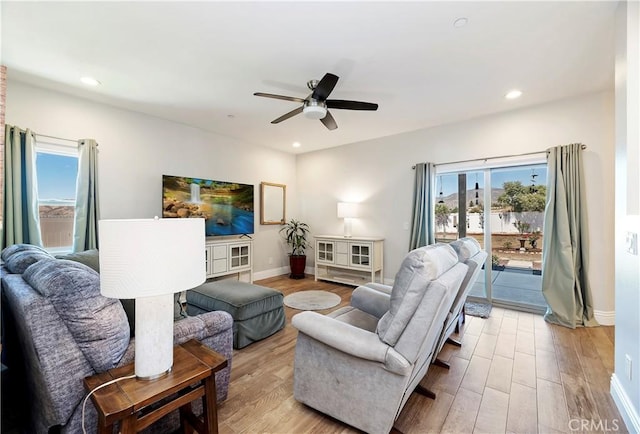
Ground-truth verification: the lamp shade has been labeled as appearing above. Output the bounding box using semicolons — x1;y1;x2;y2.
99;217;205;298
337;202;358;219
98;217;205;379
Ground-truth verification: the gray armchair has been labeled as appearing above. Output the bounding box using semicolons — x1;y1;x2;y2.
359;238;488;369
291;244;468;434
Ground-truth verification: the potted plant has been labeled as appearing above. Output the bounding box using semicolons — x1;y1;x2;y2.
529;230;541;249
280;219;310;279
513;220;531;249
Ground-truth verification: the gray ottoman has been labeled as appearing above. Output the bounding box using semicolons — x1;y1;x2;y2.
186;280;285;349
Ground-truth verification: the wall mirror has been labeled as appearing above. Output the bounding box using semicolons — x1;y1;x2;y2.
260;182;286;225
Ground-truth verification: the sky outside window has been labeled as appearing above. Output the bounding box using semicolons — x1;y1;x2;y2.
36;152;78;202
438;165;546;196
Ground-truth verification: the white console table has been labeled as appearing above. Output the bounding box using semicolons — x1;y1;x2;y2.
205;238;253;282
314;235;384;286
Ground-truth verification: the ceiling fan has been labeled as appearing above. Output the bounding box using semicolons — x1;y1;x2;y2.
253;73;378;130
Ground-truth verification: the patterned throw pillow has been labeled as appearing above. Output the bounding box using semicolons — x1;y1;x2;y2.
4;248;55;274
1;243;50;262
23;259;130;372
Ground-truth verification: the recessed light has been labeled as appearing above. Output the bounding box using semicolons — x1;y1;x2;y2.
80;76;100;86
505;89;523;100
292;142;301;148
453;17;468;28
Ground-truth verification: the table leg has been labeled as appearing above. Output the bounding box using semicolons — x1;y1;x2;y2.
180;402;195;434
119;415;136;434
203;375;219;434
97;423;112;434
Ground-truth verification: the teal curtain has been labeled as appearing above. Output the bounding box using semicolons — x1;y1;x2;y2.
2;125;43;249
72;139;100;251
542;143;597;328
409;162;436;249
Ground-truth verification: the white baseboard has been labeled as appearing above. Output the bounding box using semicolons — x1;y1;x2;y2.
253;266;289;281
594;310;615;325
611;373;640;433
253;266;322;281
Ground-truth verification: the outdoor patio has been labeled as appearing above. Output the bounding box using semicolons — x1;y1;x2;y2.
436;232;547;312
469;264;547;311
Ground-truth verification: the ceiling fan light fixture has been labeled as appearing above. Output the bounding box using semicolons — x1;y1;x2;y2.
303;100;327;119
254;73;377;130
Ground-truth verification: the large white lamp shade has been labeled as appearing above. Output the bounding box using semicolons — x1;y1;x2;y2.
99;217;205;379
337;202;358;238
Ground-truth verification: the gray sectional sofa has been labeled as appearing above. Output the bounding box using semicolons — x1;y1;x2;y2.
0;244;234;434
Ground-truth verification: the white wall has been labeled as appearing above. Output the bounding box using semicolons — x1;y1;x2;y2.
612;1;640;432
297;91;615;321
6;80;617;323
5;80;298;276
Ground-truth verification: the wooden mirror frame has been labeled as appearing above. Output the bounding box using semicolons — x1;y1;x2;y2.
260;182;286;225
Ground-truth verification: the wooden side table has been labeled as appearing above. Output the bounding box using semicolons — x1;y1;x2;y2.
84;339;228;434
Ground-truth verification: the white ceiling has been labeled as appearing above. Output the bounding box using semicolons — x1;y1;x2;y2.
1;1;617;154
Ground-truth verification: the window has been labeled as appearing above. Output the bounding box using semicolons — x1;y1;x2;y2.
35;142;78;252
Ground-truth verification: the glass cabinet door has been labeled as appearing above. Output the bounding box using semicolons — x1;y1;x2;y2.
230;244;250;269
350;244;371;268
317;241;334;263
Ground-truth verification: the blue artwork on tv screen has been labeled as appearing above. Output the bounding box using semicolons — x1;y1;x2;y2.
162;175;254;236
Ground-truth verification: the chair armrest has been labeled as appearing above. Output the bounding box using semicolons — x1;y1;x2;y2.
293;311;410;375
351;285;391;319
117;311;234;367
364;282;393;295
292;311;388;363
117;341;136;366
173;311;234;345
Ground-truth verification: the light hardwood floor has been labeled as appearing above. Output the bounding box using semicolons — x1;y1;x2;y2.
216;275;626;434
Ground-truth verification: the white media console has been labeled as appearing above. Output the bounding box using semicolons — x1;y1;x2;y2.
205;238;253;282
314;235;384;286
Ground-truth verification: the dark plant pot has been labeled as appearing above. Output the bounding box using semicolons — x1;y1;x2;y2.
519;239;527;249
492;265;506;271
289;255;306;279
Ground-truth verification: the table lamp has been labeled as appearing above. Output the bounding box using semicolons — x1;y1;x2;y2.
337;202;358;238
99;217;205;379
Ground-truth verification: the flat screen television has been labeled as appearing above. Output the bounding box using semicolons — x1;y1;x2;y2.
162;175;254;236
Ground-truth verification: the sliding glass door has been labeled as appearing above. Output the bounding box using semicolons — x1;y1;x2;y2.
435;162;547;313
435;170;486;297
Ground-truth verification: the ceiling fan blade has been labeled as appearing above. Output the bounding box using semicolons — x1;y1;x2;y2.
271;106;303;124
321;111;338;130
254;92;305;103
312;73;339;101
326;99;379;111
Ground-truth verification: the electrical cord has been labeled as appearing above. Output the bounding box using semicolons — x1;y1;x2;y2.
82;373;136;434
